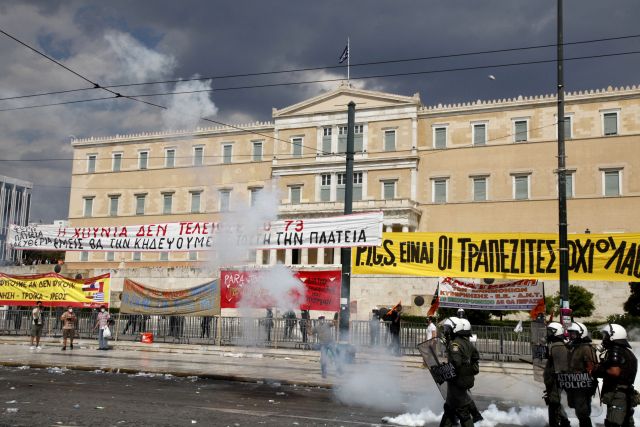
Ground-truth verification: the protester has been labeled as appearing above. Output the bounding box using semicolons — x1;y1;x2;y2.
201;316;212;339
426;316;438;341
593;323;638;427
384;303;402;356
30;301;44;350
262;308;274;342
311;316;336;378
60;306;77;351
93;305;111;350
122;314;139;335
300;309;310;343
283;310;297;339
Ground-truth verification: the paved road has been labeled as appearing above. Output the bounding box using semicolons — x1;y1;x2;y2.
0;366;431;427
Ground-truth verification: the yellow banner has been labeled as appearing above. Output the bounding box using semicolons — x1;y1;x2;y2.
352;232;640;281
0;273;111;307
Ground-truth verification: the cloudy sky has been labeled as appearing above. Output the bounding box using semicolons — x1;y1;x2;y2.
0;0;638;222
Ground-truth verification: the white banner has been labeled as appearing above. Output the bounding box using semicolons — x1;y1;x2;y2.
8;211;383;252
438;277;542;310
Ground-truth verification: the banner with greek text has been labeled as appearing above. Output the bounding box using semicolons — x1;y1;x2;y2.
7;212;382;252
220;269;341;311
438;277;542;310
120;279;220;316
352;232;640;281
0;272;111;308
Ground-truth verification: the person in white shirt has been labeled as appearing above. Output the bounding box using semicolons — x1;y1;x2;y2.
426;316;438;341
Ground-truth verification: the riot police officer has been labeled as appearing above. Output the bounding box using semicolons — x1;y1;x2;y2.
543;321;571;427
593;323;638;427
439;316;480;427
565;322;597;427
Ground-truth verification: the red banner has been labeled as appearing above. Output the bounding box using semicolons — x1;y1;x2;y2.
220;269;341;311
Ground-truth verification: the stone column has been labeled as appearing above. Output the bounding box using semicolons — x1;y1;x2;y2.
317;248;325;265
269;249;277;265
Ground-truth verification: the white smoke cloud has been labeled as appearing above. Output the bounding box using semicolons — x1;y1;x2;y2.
160;78;218;131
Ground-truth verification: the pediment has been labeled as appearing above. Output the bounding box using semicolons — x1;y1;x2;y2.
273;86;421;118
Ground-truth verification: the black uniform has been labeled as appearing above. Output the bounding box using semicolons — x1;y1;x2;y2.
543;337;571;427
565;337;597;427
439;335;480;427
594;340;638;427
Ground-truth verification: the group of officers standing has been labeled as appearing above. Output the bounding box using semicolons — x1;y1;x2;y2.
433;313;638;427
544;321;638;427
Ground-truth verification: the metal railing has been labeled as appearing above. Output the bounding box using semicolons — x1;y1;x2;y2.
0;309;533;359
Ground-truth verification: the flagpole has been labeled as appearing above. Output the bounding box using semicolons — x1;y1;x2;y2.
347;37;350;83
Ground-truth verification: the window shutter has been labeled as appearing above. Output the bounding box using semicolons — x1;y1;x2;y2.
474;178;486;201
564;117;572;139
605;171;619;196
515;121;527;142
473;125;486;145
434;128;446;149
515;176;528;199
604;113;618;135
384;131;395;151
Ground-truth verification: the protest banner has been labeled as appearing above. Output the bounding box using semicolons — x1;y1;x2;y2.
352;232;640;281
8;211;382;252
0;272;110;308
437;277;542;310
220;269;341;311
120;279;220;316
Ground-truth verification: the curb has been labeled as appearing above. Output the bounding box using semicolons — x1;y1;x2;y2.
0;359;331;390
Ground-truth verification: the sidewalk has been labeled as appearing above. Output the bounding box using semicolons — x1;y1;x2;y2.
0;335;542;403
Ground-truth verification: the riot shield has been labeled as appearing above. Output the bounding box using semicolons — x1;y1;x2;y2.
530;321;547;383
417;338;454;399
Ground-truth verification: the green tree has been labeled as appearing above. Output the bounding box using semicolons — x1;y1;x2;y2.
553;284;595;318
623;282;640;316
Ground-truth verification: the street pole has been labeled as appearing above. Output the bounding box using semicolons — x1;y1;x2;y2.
557;0;571;328
339;101;355;341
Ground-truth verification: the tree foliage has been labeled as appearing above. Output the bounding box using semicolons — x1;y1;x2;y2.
623;282;640;316
553;284;595;318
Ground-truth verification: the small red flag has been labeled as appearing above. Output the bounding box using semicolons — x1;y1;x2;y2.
427;285;440;317
529;298;546;320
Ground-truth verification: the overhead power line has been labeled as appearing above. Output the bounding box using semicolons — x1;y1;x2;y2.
2;33;640;102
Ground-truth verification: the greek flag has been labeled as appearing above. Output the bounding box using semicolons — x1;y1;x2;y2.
339;45;349;63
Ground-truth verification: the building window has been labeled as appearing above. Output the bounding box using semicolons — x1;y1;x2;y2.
320;174;331;202
473;177;487;201
384;129;396;151
223;144;233;164
83;197;94;217
87;155;97;173
160;252;169;261
106;252;114;262
250;187;262;207
564;116;572;140
354;124;364;152
165;149;175;168
190;191;201;213
514;119;528;142
132;252;141;261
353;172;363;201
112;153;122;172
432;178;448;203
564;172;574;198
338;126;347;153
135;194;146;215
290;186;301;204
188;251;198;261
473;123;486;146
138;151;149;170
603;112;619;136
219;190;231;212
603;170;621;196
193;146;204;166
80;251;88;262
109;196;119;216
292;137;303;157
513;175;530;200
382;180;396;200
252;141;263;161
322;127;332;154
433;126;447;149
163;193;173;214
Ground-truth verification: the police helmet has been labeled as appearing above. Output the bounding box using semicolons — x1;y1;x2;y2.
600;323;627;341
442;316;463;335
547;321;564;337
458;318;472;336
567;322;589;339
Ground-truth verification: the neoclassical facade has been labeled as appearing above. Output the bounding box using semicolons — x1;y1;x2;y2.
0;175;32;265
66;84;640;271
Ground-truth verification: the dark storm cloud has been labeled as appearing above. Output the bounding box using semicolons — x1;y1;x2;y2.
0;0;639;222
